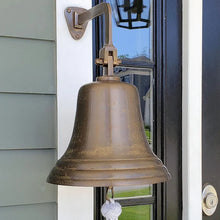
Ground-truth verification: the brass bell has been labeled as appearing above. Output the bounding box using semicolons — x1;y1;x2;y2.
47;76;170;187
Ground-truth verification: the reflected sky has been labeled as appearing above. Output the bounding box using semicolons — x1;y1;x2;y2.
112;25;152;58
107;0;152;59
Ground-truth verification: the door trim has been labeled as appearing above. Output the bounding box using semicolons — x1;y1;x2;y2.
182;0;203;219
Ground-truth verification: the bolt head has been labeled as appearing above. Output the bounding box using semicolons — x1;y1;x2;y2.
75;34;80;39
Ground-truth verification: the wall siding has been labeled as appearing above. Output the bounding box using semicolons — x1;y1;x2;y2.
0;203;57;220
0;0;57;219
0;94;56;149
0;0;55;40
0;149;57;206
0;38;56;94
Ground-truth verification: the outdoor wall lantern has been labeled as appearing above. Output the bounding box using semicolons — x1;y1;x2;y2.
47;3;170;219
110;0;151;29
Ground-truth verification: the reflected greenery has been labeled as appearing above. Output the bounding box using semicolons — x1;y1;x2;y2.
112;186;152;198
119;205;152;220
145;127;151;144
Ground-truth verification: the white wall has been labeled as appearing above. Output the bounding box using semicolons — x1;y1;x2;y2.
182;0;203;219
56;0;93;219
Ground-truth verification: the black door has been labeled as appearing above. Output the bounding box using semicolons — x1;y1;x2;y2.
93;0;182;219
202;0;220;219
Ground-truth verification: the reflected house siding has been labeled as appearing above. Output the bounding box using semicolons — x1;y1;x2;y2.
114;58;152;128
143;87;151;127
133;74;151;123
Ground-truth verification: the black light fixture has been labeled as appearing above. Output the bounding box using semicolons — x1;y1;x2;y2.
110;0;151;29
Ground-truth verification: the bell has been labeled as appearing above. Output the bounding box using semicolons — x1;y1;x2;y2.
47;76;170;187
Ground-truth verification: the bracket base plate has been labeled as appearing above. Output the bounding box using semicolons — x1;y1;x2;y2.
64;7;88;40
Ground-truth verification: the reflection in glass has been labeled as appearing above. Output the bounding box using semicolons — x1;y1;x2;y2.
119;205;153;220
106;0;153;60
113;67;154;200
114;67;153;145
113;185;153;198
110;0;151;29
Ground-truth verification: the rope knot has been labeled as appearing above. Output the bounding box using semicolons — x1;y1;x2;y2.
101;198;122;220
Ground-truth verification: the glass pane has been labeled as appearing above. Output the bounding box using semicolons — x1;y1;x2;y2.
113;67;154;199
114;185;153;198
107;0;153;61
119;205;153;220
114;67;153;146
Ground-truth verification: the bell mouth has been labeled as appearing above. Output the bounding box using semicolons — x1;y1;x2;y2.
47;157;171;187
96;76;120;82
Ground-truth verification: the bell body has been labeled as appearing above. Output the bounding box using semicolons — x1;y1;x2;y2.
47;76;170;186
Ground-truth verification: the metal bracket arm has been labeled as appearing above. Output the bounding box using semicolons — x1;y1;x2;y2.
77;3;112;46
64;3;121;72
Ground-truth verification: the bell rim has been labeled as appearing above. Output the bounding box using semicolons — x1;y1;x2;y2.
47;156;171;187
47;173;171;187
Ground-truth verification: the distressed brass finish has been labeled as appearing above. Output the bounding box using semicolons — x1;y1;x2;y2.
48;2;170;187
47;76;171;186
202;185;218;216
64;7;89;40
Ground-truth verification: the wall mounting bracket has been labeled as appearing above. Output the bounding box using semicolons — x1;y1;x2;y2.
64;3;121;76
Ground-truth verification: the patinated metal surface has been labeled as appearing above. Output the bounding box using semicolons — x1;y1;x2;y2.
47;76;170;186
64;7;88;40
48;2;170;187
65;3;112;45
64;3;121;67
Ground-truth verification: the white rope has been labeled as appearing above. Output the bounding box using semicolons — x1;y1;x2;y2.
101;198;122;220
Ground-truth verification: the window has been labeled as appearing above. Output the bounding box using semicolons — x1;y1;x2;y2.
93;0;182;219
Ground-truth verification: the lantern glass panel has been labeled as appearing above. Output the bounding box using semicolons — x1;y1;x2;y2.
117;2;128;20
107;0;153;61
142;0;151;20
111;0;151;28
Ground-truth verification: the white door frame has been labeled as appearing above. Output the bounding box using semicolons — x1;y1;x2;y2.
182;0;203;219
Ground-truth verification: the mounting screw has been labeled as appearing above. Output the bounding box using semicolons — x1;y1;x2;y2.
67;8;71;13
75;34;80;39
